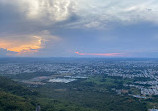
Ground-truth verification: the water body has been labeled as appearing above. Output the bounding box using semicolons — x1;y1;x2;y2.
49;78;76;83
64;76;88;79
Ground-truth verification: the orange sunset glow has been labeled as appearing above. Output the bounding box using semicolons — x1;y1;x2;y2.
0;36;43;54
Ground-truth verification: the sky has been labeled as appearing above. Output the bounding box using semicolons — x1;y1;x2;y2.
0;0;158;57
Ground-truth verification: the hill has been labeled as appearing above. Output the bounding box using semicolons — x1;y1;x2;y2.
0;76;36;111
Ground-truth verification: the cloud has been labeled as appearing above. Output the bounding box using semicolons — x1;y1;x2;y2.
0;48;17;57
75;52;123;57
16;0;75;23
0;35;43;53
1;0;158;29
0;31;61;56
1;0;158;57
68;0;158;29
